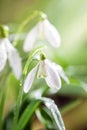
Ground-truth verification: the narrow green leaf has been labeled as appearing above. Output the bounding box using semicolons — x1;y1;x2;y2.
0;68;10;130
12;84;23;130
36;107;55;129
16;100;41;130
40;97;65;130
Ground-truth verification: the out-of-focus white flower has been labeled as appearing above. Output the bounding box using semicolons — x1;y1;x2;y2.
23;59;69;93
23;19;61;52
0;38;22;79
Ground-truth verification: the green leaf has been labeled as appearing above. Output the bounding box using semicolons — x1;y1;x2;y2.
16;100;41;130
36;107;57;129
36;108;52;126
39;97;65;130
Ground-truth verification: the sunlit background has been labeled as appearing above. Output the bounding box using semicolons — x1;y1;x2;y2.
0;0;87;130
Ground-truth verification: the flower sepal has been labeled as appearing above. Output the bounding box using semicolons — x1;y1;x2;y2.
0;25;9;38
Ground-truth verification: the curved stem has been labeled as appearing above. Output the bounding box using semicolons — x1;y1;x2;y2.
13;10;46;46
23;45;46;75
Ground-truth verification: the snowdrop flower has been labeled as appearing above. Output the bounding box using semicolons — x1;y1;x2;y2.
23;55;69;93
0;25;22;79
23;18;61;52
48;61;70;84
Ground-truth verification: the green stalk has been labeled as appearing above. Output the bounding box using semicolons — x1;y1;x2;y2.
13;10;46;46
12;76;24;130
23;45;46;75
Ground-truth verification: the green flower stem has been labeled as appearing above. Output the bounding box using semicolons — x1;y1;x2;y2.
23;45;46;75
13;10;46;46
12;76;24;130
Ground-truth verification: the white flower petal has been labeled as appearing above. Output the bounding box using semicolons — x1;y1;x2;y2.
45;60;61;90
23;25;38;52
44;19;61;48
55;64;69;84
23;65;38;93
46;60;69;84
0;42;7;72
37;21;45;39
5;39;22;79
37;60;47;78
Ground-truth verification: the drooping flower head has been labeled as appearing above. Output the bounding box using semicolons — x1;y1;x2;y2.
0;25;22;79
23;53;69;93
23;15;61;52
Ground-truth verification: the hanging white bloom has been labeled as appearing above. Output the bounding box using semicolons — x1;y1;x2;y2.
47;60;70;84
23;19;61;52
0;38;22;79
23;59;68;93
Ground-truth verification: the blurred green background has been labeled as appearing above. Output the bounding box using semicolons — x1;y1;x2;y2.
0;0;87;65
0;0;87;130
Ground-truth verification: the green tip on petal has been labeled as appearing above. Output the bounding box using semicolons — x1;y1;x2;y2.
0;25;9;38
